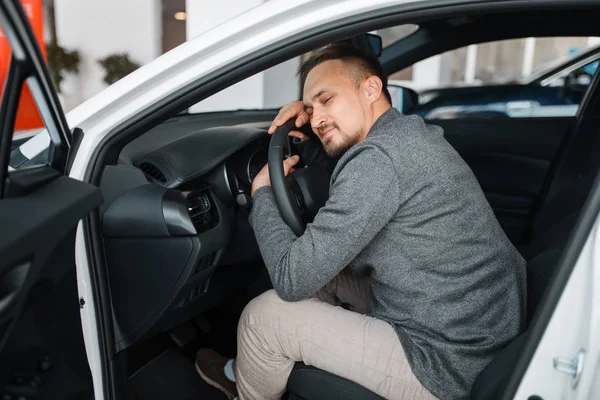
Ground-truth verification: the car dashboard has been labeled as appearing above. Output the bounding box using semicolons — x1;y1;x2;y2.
99;122;275;351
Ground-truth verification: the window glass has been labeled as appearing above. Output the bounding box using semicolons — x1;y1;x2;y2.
188;25;420;114
389;37;600;119
187;59;301;114
2;1;51;167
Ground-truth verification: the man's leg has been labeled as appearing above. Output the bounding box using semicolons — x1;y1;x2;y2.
235;289;437;400
312;267;370;313
195;268;369;399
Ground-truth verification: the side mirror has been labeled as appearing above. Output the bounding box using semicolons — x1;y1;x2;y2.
388;84;419;114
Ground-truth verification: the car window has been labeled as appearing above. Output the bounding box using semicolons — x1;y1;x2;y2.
390;37;600;119
192;35;395;114
187;25;421;114
542;58;600;87
2;0;53;167
187;57;301;113
2;0;46;142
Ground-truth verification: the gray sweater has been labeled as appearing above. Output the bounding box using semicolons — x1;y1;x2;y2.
249;108;526;399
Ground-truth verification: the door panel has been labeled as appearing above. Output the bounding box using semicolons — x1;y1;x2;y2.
0;170;102;398
0;0;103;398
0;232;98;400
0;167;102;342
431;117;573;244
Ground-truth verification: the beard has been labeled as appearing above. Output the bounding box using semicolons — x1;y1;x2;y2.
319;124;364;158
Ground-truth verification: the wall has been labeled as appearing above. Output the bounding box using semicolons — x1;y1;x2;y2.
162;15;186;54
54;0;162;111
186;0;300;113
48;0;307;113
263;57;301;108
186;0;264;113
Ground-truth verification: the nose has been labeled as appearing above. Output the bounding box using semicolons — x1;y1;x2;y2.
311;106;326;134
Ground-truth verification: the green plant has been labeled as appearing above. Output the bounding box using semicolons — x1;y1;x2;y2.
46;43;80;93
97;53;140;85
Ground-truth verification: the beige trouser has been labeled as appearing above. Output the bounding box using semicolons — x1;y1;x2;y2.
234;269;437;400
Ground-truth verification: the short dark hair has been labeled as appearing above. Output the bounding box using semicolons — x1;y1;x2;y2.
298;44;392;104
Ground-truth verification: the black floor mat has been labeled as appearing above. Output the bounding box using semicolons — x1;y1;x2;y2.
129;349;228;400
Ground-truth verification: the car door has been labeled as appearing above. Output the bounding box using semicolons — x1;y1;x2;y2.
510;165;600;400
0;0;102;398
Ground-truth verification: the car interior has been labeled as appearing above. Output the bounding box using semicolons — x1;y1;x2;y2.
6;4;600;400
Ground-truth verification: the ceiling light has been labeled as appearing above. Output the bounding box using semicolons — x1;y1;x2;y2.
174;12;186;21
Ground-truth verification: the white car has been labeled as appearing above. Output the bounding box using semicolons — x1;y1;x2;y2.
1;0;599;399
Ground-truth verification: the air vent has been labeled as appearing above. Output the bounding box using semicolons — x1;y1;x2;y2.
186;191;218;232
139;162;167;183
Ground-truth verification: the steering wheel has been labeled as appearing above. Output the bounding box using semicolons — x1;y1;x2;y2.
268;120;307;236
268;120;331;237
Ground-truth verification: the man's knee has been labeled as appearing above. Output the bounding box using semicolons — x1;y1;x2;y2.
239;289;287;329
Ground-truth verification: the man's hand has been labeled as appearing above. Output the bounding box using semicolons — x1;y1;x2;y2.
268;101;311;142
251;155;300;196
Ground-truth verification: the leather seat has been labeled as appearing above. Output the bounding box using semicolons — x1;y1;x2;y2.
287;363;384;400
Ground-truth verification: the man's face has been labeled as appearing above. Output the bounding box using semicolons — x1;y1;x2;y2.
303;60;369;157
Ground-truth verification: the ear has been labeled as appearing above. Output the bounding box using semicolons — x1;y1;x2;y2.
363;75;383;104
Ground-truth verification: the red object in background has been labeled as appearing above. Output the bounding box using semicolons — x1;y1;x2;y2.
0;0;45;131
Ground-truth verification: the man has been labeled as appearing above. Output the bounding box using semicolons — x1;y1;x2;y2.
196;44;526;400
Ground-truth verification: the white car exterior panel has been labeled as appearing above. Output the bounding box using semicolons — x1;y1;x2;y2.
514;217;599;399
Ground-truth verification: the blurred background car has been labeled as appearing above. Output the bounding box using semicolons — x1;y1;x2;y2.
396;44;600;119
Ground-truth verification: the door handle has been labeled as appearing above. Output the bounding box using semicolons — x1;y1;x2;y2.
553;348;585;388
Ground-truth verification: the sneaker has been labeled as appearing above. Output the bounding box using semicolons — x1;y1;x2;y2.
195;348;238;400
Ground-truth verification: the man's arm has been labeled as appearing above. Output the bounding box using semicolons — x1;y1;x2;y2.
294;135;337;173
249;145;401;301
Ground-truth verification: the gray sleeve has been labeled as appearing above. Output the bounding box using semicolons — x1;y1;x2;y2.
248;145;401;301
